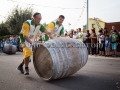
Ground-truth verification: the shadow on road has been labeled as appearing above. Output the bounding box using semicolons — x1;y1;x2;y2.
45;74;119;90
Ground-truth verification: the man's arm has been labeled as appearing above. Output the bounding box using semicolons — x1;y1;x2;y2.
40;24;53;39
44;30;53;39
45;22;55;39
60;26;65;37
21;22;32;44
23;36;32;44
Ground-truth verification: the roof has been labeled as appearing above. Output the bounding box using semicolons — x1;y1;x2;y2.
89;18;106;23
106;22;120;24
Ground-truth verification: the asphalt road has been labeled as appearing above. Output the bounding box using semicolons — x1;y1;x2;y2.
0;52;120;90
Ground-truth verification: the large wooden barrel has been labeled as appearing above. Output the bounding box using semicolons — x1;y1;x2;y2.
33;37;88;80
3;44;17;54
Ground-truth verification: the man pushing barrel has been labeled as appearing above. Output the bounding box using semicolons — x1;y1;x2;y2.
17;12;52;75
43;15;65;41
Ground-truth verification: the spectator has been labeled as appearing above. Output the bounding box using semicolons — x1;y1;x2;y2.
5;38;11;44
73;31;77;39
98;30;105;56
71;30;74;36
0;39;4;54
76;28;81;35
110;26;119;34
103;28;109;36
69;33;73;38
85;30;91;55
105;35;111;57
77;28;83;42
12;38;18;47
110;30;119;57
83;29;87;43
90;29;97;56
65;33;68;37
9;35;14;41
97;29;102;54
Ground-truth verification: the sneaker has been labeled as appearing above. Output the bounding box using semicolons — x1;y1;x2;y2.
24;67;29;75
17;66;24;74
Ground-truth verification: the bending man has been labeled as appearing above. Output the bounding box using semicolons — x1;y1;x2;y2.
43;15;65;41
17;12;51;75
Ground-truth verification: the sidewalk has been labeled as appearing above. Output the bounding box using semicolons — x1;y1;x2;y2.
88;55;120;60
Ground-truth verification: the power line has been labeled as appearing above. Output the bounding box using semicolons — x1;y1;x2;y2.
72;0;87;28
7;0;83;9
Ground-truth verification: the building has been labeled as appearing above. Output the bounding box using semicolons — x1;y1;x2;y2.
88;17;120;33
105;22;120;32
88;18;106;33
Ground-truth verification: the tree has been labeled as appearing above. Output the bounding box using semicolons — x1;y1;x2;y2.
6;5;34;35
0;23;10;37
83;24;87;30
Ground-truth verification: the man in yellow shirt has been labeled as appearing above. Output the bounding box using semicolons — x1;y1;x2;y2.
43;15;65;41
17;12;51;75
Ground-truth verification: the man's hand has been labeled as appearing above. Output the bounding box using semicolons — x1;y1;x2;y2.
44;30;51;34
48;33;53;39
23;35;32;44
44;30;53;39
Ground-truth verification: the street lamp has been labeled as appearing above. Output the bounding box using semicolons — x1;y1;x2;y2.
68;23;71;31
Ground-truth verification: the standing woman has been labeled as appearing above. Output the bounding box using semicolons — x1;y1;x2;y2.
85;30;91;55
103;28;109;36
90;29;97;56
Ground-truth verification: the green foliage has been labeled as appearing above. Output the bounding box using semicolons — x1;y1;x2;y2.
0;35;10;40
0;23;10;37
83;24;87;30
3;35;10;39
5;5;34;35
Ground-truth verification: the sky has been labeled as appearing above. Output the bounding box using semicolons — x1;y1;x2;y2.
0;0;120;31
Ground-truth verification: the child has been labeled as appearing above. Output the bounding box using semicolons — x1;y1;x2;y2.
0;40;4;54
105;35;111;56
110;30;119;57
98;30;105;56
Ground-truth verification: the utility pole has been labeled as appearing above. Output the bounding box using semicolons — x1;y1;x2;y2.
87;0;89;29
